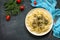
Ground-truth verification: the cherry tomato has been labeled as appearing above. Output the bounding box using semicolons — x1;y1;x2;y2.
6;15;11;21
20;5;25;11
16;0;21;4
34;1;37;5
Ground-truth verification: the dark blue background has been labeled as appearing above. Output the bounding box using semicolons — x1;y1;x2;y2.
0;0;60;40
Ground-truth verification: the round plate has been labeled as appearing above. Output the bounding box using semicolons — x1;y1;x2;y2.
25;8;53;36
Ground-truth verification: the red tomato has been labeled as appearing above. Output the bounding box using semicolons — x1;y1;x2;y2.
16;0;21;4
6;15;11;21
20;5;24;11
34;1;37;5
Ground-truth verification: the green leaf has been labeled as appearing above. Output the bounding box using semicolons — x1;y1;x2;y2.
4;2;7;6
11;9;18;16
6;4;15;11
6;11;11;15
8;0;14;5
4;3;9;8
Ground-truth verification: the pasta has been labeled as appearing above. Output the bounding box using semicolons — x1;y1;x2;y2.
26;8;52;34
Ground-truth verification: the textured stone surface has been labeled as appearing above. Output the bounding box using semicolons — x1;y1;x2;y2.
0;0;60;40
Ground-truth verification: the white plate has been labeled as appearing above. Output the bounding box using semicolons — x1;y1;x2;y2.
25;8;53;36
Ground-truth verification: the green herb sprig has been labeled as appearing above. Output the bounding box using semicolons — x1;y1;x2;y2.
4;0;22;16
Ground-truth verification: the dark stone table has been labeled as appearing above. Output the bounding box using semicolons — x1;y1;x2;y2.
0;0;60;40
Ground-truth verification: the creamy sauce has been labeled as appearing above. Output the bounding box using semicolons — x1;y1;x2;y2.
26;8;52;34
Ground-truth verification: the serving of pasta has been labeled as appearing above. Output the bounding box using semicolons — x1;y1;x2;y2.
25;8;53;36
